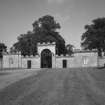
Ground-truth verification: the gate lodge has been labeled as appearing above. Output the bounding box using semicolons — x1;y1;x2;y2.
1;42;102;69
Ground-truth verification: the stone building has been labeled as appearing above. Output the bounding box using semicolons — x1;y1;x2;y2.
1;42;104;69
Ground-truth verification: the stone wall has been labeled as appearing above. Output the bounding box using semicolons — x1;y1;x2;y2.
37;42;56;55
55;55;71;68
55;51;98;68
2;51;98;69
22;55;40;69
3;53;21;69
74;51;98;67
98;57;105;67
1;43;100;69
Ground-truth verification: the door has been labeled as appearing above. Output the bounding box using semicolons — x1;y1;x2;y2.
41;49;52;68
27;60;31;69
63;60;67;68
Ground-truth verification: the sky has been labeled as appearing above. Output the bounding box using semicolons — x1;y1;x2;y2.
0;0;105;50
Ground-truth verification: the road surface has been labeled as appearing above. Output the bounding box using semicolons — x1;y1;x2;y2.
0;68;105;105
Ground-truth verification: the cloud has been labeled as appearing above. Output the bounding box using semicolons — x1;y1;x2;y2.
47;0;65;4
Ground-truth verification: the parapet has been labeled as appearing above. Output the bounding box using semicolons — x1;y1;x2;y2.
74;49;97;53
22;54;40;58
56;54;71;57
37;42;56;46
3;51;21;55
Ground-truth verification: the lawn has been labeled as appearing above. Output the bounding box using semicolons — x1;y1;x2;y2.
0;68;105;105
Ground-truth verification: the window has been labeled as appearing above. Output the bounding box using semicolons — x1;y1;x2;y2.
9;57;13;64
83;56;88;65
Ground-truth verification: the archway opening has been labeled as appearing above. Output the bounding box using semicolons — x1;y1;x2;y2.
41;49;52;68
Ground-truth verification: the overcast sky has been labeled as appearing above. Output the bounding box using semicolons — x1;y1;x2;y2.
0;0;105;50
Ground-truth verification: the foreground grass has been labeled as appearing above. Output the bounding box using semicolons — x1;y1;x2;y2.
0;68;105;105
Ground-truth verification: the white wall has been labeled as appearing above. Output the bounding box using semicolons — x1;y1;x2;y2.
55;52;98;68
2;50;98;69
22;56;40;69
3;54;22;68
56;56;71;68
98;57;105;67
37;42;56;55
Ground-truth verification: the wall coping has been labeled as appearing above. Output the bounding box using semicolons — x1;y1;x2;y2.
22;55;40;58
3;52;21;55
74;50;97;53
37;42;56;46
56;54;74;58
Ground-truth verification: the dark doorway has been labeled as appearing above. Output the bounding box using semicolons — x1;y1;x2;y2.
27;60;31;69
63;60;67;68
41;49;52;68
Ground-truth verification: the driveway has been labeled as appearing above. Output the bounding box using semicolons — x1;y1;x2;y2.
0;69;39;90
0;68;105;105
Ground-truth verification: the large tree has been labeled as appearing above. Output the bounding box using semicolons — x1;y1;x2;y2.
13;15;66;56
0;43;7;58
81;17;105;56
12;31;37;56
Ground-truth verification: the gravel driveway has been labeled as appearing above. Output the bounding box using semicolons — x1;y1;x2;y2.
0;69;39;90
0;68;105;105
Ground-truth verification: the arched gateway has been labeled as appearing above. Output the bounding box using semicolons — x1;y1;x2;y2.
41;49;52;68
37;42;56;68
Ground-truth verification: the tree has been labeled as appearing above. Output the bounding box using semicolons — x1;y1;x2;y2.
0;43;7;58
32;15;66;55
81;17;105;56
66;44;74;56
13;32;37;56
33;15;60;32
13;15;66;56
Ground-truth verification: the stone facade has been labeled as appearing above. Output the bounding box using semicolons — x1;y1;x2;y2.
37;42;56;55
3;53;21;69
1;42;105;69
21;55;40;69
55;51;98;68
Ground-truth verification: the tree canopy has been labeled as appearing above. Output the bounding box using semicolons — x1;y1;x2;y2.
66;44;74;56
81;17;105;56
12;15;66;56
0;43;7;58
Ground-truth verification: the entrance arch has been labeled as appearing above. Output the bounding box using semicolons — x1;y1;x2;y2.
41;49;52;68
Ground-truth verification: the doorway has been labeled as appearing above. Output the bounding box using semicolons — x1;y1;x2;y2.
41;49;52;68
63;60;67;68
27;60;31;69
